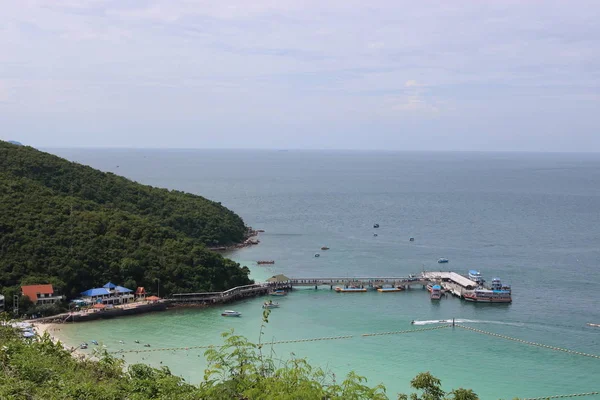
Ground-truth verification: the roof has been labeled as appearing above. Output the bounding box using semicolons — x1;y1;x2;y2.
135;287;146;295
22;284;54;302
114;286;132;293
81;288;110;297
432;285;441;289
103;282;117;289
266;274;290;283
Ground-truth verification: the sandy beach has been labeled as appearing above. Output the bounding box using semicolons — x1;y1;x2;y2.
32;322;88;360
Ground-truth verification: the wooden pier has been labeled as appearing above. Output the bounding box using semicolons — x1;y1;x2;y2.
170;282;291;304
288;277;430;289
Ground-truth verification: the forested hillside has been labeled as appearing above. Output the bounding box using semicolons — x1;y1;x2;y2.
0;140;252;299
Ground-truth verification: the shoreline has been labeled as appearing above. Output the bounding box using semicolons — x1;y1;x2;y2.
208;228;262;252
32;322;89;360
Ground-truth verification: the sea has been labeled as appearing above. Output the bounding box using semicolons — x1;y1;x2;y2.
46;149;600;399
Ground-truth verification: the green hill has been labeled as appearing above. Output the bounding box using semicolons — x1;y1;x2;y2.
0;140;252;300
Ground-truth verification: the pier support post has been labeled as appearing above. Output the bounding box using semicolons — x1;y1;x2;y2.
315;285;317;290
330;285;332;290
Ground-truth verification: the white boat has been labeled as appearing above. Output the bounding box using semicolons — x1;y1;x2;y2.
221;310;241;317
438;258;449;263
587;323;600;328
468;270;484;283
463;278;512;303
262;302;280;309
270;290;287;296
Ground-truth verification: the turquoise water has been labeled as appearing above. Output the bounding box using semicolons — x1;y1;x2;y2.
50;149;600;399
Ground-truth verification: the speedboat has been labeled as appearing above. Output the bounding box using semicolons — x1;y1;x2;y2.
409;237;415;242
270;290;287;296
221;310;242;317
587;323;600;328
80;343;88;349
437;258;449;263
321;246;330;250
314;253;320;257
262;302;280;309
373;223;380;228
91;340;99;346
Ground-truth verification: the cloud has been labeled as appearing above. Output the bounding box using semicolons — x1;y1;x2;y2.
1;0;600;150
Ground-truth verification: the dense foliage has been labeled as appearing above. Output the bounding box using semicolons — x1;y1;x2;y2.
0;140;252;300
0;322;485;400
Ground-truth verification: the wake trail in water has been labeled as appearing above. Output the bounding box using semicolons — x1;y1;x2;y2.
412;319;525;327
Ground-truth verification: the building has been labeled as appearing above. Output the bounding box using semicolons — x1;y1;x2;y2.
21;284;63;305
135;287;146;299
0;294;5;310
80;282;134;305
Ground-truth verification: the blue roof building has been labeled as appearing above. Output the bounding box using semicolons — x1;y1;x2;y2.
81;283;135;305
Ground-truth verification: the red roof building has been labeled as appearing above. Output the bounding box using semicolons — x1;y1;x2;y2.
135;287;146;298
21;284;63;305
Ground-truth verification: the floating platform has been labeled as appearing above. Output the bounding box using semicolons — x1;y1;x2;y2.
335;287;367;293
377;287;403;293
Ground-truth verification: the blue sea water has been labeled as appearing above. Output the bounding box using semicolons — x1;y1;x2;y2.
48;149;600;399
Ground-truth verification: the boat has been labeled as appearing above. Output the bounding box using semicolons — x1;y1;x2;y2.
270;290;287;296
221;310;242;317
373;233;378;237
437;258;449;263
377;287;403;293
468;270;484;284
409;237;415;242
91;340;99;345
262;301;280;309
373;223;379;228
257;261;275;265
335;286;367;293
321;246;330;250
430;285;442;300
314;253;320;258
80;343;88;349
587;323;600;328
463;278;512;303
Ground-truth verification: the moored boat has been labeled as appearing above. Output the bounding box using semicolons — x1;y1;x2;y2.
463;278;512;303
221;310;242;317
335;286;367;293
377;287;403;292
270;290;287;296
468;270;484;284
438;258;449;263
430;285;442;300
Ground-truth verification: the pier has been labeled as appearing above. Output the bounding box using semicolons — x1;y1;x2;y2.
169;272;480;305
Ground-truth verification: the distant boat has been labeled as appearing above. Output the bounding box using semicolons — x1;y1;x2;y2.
335;287;367;293
257;261;275;265
409;237;415;242
437;258;449;263
468;270;484;283
314;253;320;258
270;290;287;296
377;287;403;293
373;223;380;228
373;233;378;237
587;323;600;328
221;310;241;317
321;246;330;250
262;302;280;309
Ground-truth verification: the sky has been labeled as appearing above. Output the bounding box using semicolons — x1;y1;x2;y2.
1;0;599;151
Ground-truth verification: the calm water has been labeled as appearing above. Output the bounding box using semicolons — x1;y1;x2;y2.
48;149;600;399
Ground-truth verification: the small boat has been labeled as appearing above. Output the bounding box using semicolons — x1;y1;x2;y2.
321;246;330;250
335;287;367;293
373;233;378;237
437;258;449;263
373;223;380;228
80;343;88;349
221;310;242;317
91;340;99;345
409;237;415;242
270;290;287;296
144;344;151;347
377;287;403;293
430;285;442;300
314;253;320;257
587;323;600;328
257;261;275;265
262;302;280;309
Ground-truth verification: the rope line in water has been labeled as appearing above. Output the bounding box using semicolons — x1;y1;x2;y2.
455;325;600;359
361;324;451;337
109;334;355;354
520;391;599;399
